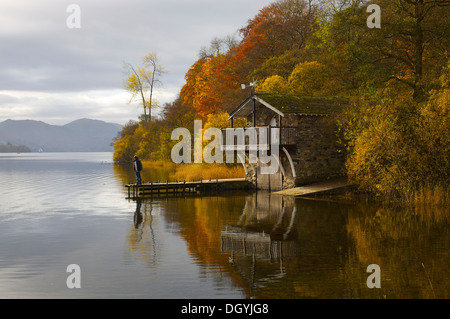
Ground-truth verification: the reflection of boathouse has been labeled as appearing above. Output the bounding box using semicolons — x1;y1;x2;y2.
223;93;348;191
221;225;299;261
220;192;350;297
221;192;300;288
221;193;299;259
221;193;299;290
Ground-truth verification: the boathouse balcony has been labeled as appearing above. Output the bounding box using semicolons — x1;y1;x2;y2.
220;126;296;152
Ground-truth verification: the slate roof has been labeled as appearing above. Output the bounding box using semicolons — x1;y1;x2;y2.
228;93;349;119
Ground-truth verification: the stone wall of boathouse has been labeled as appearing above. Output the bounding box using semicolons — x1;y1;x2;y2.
283;113;346;186
243;109;346;190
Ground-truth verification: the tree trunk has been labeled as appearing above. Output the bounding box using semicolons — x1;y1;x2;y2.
413;0;425;100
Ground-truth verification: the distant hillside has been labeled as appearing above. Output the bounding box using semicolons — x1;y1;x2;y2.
0;118;122;152
0;143;31;153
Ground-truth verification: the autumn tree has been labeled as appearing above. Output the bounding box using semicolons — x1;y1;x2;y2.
156;98;197;161
309;0;450;202
288;61;330;94
198;35;238;59
229;0;317;85
251;48;305;80
360;0;450;100
180;36;240;119
123;52;165;125
180;56;224;119
304;0;379;96
339;61;450;201
257;75;291;94
113;120;141;164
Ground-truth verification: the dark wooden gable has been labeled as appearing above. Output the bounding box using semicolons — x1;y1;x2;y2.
228;93;348;122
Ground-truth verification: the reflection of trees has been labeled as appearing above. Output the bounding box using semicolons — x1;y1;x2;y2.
345;204;450;299
158;192;354;298
113;162;173;186
229;195;450;299
113;164;135;185
161;194;254;297
120;185;450;298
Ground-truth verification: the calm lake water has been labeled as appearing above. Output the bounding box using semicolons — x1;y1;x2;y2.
0;152;448;299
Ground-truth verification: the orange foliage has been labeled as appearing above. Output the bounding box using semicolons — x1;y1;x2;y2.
181;56;225;119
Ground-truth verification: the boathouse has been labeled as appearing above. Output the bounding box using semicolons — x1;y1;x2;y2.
224;92;348;191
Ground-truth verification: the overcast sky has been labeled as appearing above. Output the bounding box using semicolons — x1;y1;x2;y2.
0;0;274;126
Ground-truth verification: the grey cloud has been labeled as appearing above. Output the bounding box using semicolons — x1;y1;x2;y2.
0;94;19;104
0;0;273;124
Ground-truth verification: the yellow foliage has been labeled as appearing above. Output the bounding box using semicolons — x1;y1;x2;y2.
113;135;134;164
113;124;150;164
170;163;245;182
203;111;246;130
257;75;290;94
342;64;450;204
203;111;230;130
141;159;176;171
288;61;329;95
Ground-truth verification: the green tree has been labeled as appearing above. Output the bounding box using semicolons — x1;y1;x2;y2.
361;0;450;100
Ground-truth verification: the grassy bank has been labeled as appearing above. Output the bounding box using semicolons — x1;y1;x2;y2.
331;183;449;209
141;160;245;182
140;161;447;208
170;163;245;181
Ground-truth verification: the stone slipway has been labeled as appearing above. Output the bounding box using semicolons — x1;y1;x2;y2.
273;177;353;197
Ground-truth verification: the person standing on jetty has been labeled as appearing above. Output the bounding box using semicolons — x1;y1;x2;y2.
133;155;143;185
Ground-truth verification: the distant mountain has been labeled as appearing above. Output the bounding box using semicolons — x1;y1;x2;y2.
0;118;122;152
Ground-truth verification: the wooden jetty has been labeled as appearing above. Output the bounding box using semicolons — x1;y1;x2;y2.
273;178;353;197
125;178;251;199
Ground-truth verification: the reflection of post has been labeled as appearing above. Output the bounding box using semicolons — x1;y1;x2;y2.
283;206;296;241
133;199;144;243
134;200;143;229
251;242;256;288
237;200;249;226
272;206;286;233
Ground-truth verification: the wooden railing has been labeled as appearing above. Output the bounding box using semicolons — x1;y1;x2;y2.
221;126;296;151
